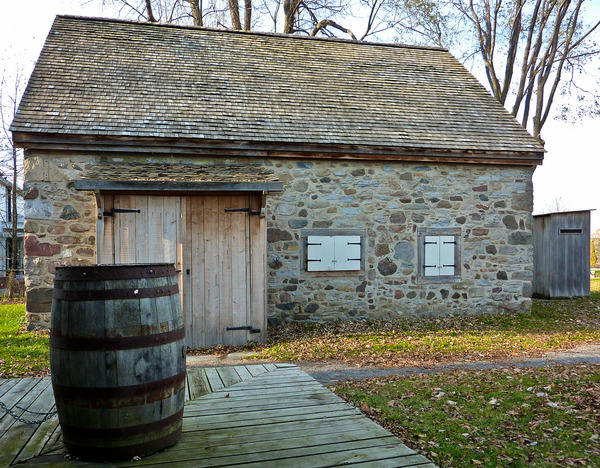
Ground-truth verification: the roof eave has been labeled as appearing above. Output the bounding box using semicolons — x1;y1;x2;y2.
12;131;545;166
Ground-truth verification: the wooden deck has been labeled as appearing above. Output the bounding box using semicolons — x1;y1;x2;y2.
1;364;434;467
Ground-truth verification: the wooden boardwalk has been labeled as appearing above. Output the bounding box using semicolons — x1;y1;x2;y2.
1;364;434;467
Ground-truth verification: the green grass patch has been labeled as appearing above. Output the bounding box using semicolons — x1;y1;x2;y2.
244;296;600;366
591;278;600;293
334;364;600;467
0;303;50;378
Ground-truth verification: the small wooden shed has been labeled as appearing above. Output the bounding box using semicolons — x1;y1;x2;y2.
533;210;592;298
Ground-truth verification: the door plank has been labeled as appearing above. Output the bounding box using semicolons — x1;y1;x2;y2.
218;195;234;345
250;193;267;343
204;196;221;347
182;196;194;348
229;195;249;345
190;196;206;348
134;195;149;263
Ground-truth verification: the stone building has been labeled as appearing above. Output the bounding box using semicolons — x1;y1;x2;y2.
11;16;545;346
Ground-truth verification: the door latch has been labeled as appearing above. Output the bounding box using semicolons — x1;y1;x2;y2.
103;208;141;217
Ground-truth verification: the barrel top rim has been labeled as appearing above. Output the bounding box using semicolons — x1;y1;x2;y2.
55;263;175;269
54;263;178;281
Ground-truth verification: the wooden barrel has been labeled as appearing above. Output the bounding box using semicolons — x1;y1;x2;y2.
50;264;186;462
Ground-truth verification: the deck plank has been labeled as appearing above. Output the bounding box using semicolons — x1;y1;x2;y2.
232;365;252;381
0;379;51;437
12;417;60;465
215;366;242;387
185;368;212;400
0;379;56;466
202;367;225;392
244;363;269;376
5;365;434;468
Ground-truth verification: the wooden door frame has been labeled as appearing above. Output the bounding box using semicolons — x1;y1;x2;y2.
95;192;267;347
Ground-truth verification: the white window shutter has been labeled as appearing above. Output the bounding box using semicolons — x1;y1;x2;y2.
307;236;335;271
424;236;440;276
439;236;456;276
334;236;361;271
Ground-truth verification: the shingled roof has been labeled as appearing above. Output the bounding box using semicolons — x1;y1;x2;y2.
12;15;544;161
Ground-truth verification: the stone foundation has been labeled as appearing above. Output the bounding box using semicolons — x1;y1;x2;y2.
23;152;534;328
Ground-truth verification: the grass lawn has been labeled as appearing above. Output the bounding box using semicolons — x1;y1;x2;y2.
0;303;50;378
2;294;600;377
226;295;600;367
592;278;600;293
334;364;600;467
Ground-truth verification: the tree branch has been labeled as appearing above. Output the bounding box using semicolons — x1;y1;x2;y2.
145;0;157;21
310;19;357;40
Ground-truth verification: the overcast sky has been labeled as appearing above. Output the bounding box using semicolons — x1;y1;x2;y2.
2;0;599;232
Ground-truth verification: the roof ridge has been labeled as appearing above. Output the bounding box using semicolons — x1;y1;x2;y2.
55;14;448;52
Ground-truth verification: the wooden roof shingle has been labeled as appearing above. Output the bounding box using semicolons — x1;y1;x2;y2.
11;15;544;160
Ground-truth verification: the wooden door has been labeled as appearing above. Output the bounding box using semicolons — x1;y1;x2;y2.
99;193;266;348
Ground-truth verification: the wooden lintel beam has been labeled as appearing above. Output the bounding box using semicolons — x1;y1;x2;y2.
74;180;284;193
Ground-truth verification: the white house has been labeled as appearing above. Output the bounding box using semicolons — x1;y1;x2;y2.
0;174;24;278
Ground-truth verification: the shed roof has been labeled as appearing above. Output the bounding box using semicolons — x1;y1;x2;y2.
533;209;595;218
12;16;544;161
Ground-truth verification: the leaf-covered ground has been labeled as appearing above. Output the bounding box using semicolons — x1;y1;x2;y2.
0;303;50;378
191;295;600;367
334;364;600;467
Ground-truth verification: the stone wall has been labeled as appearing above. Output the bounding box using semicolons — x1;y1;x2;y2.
23;152;98;329
263;159;535;323
23;152;534;329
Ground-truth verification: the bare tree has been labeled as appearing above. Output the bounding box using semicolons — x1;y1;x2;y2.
389;0;600;143
0;69;25;299
100;0;365;37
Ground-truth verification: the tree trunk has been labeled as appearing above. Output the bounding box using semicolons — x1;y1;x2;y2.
283;0;301;33
8;146;18;299
244;0;251;30
145;0;157;22
229;0;242;29
189;0;203;26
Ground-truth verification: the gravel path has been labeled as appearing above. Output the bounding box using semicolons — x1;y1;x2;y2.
186;344;600;385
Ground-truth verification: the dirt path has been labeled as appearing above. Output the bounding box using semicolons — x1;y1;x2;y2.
186;344;600;385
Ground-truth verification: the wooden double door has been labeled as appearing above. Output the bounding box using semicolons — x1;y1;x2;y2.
98;194;267;348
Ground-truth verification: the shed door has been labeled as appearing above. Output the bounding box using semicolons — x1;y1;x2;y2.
100;194;266;348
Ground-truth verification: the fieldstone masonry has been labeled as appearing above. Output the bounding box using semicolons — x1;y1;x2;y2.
23;153;97;329
23;152;534;329
264;159;534;323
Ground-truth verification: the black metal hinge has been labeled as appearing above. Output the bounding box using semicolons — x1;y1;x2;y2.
103;208;141;217
224;208;260;216
226;326;261;334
